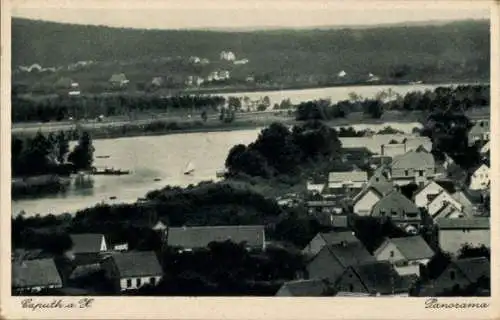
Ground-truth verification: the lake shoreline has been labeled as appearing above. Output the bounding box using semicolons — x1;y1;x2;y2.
12;112;427;141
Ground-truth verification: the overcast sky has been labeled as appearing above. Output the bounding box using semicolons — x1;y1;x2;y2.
11;0;490;30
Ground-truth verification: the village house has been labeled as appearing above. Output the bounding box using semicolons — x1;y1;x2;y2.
328;170;368;191
306;179;326;194
101;251;163;292
12;258;63;294
337;70;347;78
452;188;485;216
220;51;236;61
352;171;394;216
302;231;360;257
370;190;422;231
467;119;490;145
306;242;375;282
373;236;435;276
436;218;490;255
334;261;415;296
380;142;407;158
166;225;266;252
390;149;436;186
275;279;332;297
427;190;464;219
70;234;108;255
413;180;456;209
468;164;490;191
151;77;164;87
480;141;490;158
109;73;129;87
424;257;490;296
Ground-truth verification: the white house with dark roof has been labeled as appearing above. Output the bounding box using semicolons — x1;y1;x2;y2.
413;180;455;209
328;170;368;190
101;251;163;292
468;164;490;191
427;190;464;219
166;225;266;251
467;119;490;145
353;172;394;216
373;236;435;276
390;149;436;186
436;218;490;255
109;73;129;86
12;258;63;294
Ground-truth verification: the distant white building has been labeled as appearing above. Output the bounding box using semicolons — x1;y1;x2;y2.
220;51;236;61
367;73;380;82
469;164;490;191
338;70;347;78
234;59;249;65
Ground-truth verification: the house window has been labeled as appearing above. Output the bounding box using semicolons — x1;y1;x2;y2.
136;278;142;287
380;210;386;216
126;279;132;288
150;277;157;285
390;250;395;257
450;270;456;281
349;284;354;292
405;170;409;176
419;170;424;177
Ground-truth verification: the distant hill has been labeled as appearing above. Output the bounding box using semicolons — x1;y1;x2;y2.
11;18;490;91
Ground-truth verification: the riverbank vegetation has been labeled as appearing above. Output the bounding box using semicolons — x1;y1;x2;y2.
11;130;95;198
295;84;489;121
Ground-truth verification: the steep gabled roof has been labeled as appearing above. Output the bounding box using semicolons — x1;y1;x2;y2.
12;258;62;288
453;257;490;283
391;149;435;169
324;242;375;268
378;236;434;260
319;231;359;246
277;279;331;296
70;234;106;254
371;190;420;216
349;261;409;294
109;251;163;278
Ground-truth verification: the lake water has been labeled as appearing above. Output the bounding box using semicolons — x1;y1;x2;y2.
217;83;457;105
12;122;430;217
12;83;450;217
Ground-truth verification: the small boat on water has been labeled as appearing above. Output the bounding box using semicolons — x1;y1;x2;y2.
96;155;111;159
109;196;117;200
92;167;130;175
184;161;195;175
154;178;162;182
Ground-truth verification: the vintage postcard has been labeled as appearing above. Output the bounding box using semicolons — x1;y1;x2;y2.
0;0;498;319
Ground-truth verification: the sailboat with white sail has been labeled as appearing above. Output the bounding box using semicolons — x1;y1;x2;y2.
184;161;195;175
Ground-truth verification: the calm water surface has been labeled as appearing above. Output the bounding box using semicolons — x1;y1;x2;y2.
13;83;448;217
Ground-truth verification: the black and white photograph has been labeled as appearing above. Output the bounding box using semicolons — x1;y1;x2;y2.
2;0;495;309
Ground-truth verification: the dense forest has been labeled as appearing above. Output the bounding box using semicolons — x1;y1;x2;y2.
12;18;490;90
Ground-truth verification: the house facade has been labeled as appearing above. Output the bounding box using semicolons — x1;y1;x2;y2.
413;181;448;208
353;187;383;216
390;149;436;186
436;218;490;255
373;236;434;276
469;164;490;191
427;190;464;218
101;251;163;292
